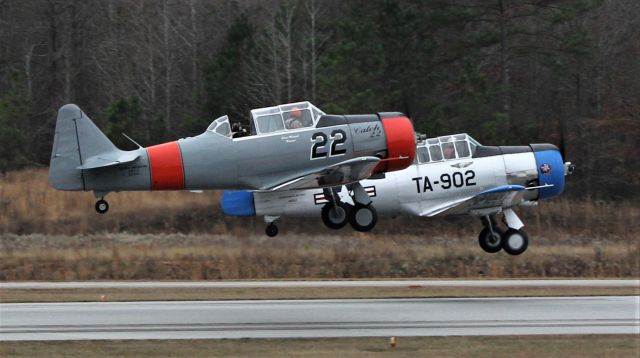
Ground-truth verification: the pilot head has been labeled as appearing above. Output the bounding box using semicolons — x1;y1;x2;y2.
290;107;302;118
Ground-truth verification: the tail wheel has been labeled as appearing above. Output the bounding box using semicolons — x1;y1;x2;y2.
348;204;377;232
95;199;109;214
321;202;351;230
502;229;529;256
265;223;278;237
478;227;503;253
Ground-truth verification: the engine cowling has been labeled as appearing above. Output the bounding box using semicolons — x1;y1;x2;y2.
376;112;416;173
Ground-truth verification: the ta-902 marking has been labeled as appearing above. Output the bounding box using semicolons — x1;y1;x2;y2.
412;170;476;193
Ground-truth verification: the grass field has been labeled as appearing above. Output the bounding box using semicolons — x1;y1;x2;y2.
2;233;638;281
1;335;638;357
2;285;637;303
1;169;638;281
1;168;639;238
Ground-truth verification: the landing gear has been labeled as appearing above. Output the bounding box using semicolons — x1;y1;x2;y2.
346;182;378;232
321;202;351;230
478;213;529;255
478;227;503;253
265;223;278;237
95;198;109;214
349;204;378;232
501;228;529;255
264;215;280;237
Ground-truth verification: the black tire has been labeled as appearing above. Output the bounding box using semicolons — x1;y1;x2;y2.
95;199;109;214
321;202;351;230
478;227;503;253
348;204;378;232
265;224;278;237
502;228;529;256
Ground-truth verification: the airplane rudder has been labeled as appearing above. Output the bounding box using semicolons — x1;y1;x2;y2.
48;104;85;190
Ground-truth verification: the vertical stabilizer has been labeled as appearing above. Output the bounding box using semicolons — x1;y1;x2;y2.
48;104;118;190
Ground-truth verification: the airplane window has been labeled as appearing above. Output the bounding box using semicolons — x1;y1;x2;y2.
469;141;478;156
417;146;430;163
441;142;456;159
256;114;284;133
311;107;323;122
455;140;470;158
284;108;313;129
429;145;443;161
280;102;309;111
216;122;231;137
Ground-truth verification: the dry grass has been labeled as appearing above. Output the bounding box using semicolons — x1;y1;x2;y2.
1;286;637;303
0;169;215;234
1;335;639;357
1;168;639;239
1;234;638;281
1;169;639;281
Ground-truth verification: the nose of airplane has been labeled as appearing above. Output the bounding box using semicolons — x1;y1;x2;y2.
530;144;565;200
376;113;416;172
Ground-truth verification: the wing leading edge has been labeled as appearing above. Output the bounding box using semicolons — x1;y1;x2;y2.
268;156;381;191
420;184;528;217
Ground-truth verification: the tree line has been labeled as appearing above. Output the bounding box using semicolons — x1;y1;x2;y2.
0;0;638;200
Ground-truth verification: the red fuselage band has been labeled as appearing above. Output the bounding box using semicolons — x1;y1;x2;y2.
146;141;185;190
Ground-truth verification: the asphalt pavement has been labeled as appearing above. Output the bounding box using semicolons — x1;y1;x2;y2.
1;296;638;340
1;279;638;289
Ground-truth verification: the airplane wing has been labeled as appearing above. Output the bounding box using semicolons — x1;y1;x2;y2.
419;185;528;217
268;156;381;191
76;151;141;170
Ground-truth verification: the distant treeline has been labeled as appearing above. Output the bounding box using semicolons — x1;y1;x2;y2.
0;0;638;200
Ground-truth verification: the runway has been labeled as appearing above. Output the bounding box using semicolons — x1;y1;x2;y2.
1;296;638;341
2;279;638;289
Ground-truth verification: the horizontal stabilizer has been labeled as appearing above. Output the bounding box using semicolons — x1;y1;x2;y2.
76;151;141;170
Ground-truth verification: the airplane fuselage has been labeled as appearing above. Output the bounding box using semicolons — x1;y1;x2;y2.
223;142;566;219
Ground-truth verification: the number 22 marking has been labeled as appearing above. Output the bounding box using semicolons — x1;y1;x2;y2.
311;130;347;159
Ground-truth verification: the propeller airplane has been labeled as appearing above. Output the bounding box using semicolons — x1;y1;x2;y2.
48;101;416;229
222;133;575;255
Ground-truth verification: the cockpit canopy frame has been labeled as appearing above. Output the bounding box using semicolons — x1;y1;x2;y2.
207;115;232;137
250;101;325;135
416;133;481;164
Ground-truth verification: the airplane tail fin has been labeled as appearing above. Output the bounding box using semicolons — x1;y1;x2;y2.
48;104;119;190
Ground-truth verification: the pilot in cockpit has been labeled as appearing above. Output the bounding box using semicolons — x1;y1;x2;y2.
284;107;313;129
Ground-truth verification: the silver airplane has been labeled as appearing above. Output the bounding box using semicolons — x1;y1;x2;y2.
222;133;575;255
48;101;416;227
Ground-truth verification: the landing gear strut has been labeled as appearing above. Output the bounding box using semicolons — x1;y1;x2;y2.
478;213;529;255
478;215;502;253
95;198;109;214
319;184;379;232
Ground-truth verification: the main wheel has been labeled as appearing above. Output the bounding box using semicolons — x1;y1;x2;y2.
95;199;109;214
348;204;377;232
321;202;351;230
502;229;529;256
265;223;278;237
478;227;503;253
